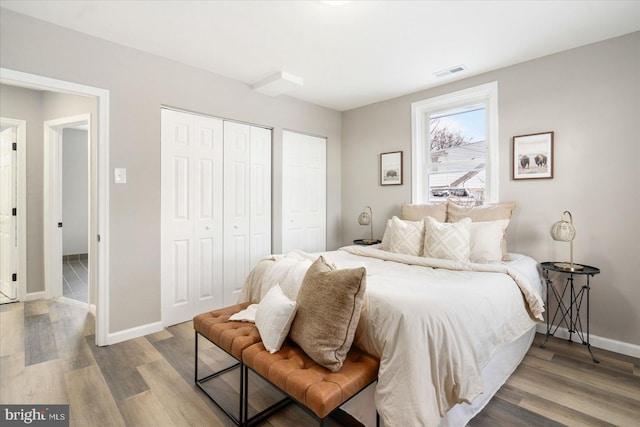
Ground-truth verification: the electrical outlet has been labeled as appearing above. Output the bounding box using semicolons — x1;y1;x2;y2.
114;168;127;184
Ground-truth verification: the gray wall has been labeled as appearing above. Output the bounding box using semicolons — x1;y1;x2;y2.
62;128;88;256
0;9;342;333
0;84;43;294
342;32;640;346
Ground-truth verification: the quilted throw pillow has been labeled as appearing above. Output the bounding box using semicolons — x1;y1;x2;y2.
423;216;472;262
289;256;366;372
389;216;425;256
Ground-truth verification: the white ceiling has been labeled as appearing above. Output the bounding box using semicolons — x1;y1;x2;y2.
2;1;639;111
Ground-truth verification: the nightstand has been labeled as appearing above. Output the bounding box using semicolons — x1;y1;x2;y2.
540;261;600;363
353;239;381;246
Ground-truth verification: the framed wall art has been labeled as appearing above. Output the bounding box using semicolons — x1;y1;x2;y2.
512;131;554;180
380;151;403;185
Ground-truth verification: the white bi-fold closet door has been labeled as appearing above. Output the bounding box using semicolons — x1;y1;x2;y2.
161;109;271;326
282;130;326;254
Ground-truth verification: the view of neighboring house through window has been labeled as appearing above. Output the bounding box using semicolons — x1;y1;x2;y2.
428;105;486;204
411;82;498;205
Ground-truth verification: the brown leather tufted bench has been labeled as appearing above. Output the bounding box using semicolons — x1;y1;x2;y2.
195;304;379;427
243;340;379;426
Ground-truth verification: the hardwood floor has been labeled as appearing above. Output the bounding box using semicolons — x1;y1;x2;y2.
1;299;638;426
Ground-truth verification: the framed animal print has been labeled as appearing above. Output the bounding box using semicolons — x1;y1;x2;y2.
380;151;403;185
512;132;554;180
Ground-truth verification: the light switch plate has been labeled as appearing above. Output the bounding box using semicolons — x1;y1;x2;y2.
114;168;127;184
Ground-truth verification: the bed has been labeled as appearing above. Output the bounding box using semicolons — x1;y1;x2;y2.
237;204;545;426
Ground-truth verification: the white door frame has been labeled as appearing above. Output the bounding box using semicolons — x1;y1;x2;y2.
44;114;90;304
0;68;110;346
0;118;26;301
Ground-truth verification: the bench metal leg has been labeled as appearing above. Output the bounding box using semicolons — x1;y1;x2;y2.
194;331;245;426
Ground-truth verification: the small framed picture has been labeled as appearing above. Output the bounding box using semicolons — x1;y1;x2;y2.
380;151;403;186
512;132;554;180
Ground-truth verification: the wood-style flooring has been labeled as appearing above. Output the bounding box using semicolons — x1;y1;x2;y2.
1;299;639;426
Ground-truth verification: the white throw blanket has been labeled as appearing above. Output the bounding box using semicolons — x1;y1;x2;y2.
238;246;544;427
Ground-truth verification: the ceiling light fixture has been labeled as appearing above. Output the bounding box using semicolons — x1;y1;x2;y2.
252;71;304;97
433;65;466;78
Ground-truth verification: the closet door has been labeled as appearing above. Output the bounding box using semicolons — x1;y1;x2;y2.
161;109;223;326
282;131;326;253
223;122;271;307
250;126;272;268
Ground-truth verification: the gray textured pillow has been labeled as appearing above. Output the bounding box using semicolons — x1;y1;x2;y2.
289;256;366;372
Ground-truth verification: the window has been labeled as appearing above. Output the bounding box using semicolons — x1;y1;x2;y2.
411;82;498;205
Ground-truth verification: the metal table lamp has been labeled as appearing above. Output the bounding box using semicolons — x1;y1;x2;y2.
550;210;583;271
358;206;377;245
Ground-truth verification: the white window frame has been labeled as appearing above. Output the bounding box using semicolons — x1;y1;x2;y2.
411;82;499;204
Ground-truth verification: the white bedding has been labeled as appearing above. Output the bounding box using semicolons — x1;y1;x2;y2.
238;245;544;427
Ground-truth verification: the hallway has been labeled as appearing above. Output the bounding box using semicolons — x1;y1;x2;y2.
63;254;88;303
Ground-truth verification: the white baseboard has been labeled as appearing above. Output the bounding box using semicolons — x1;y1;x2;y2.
535;323;640;359
23;291;46;301
108;321;164;346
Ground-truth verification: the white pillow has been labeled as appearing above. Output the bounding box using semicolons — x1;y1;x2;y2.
389;216;425;256
380;219;392;250
255;284;297;354
469;219;510;263
423;216;471;262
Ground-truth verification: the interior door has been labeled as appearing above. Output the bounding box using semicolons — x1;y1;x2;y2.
161;109;224;326
282;130;327;253
0;127;17;299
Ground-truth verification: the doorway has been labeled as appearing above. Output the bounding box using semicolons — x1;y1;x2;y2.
1;67;110;346
62;124;90;305
44;115;90;308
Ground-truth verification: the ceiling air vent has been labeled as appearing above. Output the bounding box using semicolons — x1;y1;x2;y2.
433;65;466;78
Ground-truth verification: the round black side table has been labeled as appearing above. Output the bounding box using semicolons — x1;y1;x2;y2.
539;261;600;363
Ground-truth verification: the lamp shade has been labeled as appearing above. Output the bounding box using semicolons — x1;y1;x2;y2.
358;206;375;243
358;211;371;226
550;211;582;271
550;216;576;242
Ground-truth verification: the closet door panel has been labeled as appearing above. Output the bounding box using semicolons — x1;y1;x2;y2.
162;109;223;325
250;126;271;268
161;109;195;326
282;131;326;253
223;121;251;307
193;115;223;313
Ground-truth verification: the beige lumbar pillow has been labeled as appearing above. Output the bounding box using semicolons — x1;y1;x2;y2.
289;256;366;372
423;216;472;262
401;202;447;222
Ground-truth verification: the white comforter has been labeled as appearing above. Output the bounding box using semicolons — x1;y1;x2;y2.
238;245;544;427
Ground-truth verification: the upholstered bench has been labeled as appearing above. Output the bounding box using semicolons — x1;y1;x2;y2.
194;303;379;427
242;340;380;426
194;302;266;426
